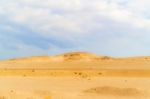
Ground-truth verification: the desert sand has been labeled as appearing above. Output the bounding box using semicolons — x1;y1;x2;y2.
0;52;150;99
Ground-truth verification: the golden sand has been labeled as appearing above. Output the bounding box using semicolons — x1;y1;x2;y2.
0;52;150;99
0;69;150;77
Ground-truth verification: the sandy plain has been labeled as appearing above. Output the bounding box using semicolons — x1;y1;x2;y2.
0;52;150;99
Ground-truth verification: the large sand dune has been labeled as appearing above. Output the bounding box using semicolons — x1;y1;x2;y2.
1;52;150;69
0;52;150;99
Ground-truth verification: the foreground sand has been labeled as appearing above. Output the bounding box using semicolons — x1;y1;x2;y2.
0;52;150;99
0;69;150;99
0;76;150;99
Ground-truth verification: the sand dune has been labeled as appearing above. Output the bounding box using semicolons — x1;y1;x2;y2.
0;52;150;99
1;51;150;69
3;51;150;62
3;52;113;62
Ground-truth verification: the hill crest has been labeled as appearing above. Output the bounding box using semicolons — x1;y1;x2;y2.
5;52;113;62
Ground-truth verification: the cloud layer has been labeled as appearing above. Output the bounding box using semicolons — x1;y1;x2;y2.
1;0;150;59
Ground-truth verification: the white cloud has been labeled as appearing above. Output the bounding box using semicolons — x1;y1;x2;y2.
1;0;150;58
0;0;149;37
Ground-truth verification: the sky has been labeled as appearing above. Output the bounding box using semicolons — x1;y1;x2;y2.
1;0;150;59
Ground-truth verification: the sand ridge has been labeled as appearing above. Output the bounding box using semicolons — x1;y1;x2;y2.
1;52;150;70
2;51;150;62
1;52;113;62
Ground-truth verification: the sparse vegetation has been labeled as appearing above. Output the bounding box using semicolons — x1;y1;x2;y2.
101;56;111;60
32;69;35;72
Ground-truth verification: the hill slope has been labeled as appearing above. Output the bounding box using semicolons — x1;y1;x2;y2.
0;52;150;69
4;52;113;62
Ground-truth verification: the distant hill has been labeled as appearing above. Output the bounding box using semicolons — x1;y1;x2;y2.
1;52;150;69
5;52;113;62
55;52;113;61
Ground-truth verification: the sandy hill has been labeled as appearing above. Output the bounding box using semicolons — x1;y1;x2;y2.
55;52;113;61
5;52;150;62
4;52;113;62
1;52;150;69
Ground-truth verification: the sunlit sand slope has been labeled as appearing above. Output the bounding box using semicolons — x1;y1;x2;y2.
1;52;150;69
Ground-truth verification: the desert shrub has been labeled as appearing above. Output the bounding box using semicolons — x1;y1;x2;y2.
101;56;111;60
78;72;82;75
32;69;35;72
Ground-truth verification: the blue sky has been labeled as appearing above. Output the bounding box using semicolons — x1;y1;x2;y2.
1;0;150;59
